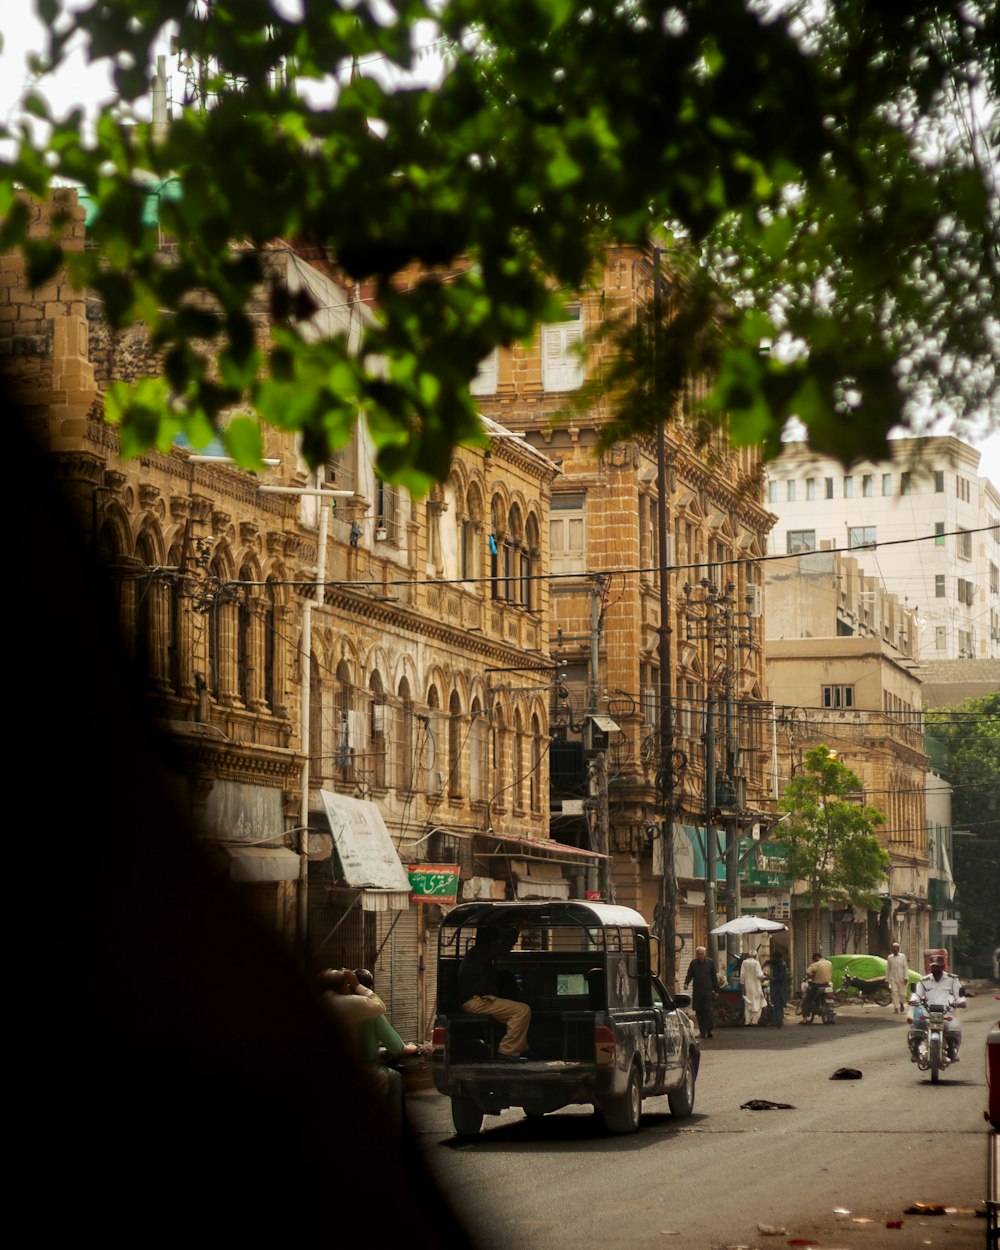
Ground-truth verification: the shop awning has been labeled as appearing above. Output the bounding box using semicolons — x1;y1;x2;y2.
510;858;571;901
224;846;301;883
587;714;621;733
477;829;608;860
320;790;411;911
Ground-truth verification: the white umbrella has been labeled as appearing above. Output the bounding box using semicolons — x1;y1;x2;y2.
710;915;787;936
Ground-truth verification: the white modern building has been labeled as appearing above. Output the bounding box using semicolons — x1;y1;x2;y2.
764;436;1000;662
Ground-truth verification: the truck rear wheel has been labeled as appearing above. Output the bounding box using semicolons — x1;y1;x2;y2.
451;1095;484;1137
603;1063;642;1134
667;1062;696;1118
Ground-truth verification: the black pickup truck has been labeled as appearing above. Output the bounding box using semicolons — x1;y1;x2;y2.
430;899;700;1136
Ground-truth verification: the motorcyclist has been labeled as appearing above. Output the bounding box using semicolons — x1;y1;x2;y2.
802;951;833;1018
911;958;965;1062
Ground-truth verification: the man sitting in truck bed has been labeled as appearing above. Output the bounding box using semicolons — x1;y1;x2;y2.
458;925;534;1062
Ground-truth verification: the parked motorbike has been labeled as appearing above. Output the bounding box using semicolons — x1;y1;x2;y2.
800;977;836;1024
908;994;965;1083
840;970;892;1006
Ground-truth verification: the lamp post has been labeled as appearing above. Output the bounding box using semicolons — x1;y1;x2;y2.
259;478;354;971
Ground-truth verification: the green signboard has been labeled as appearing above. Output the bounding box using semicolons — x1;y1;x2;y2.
408;864;459;905
741;840;792;889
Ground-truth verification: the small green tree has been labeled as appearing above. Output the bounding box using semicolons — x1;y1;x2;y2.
926;693;1000;957
773;745;889;944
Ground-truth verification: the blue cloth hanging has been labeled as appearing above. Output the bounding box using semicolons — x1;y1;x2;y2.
488;533;498;555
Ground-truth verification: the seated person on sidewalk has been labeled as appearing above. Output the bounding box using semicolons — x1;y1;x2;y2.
458;925;533;1061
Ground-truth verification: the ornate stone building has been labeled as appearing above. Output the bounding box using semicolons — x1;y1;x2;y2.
765;551;929;980
2;189;604;1040
469;244;777;985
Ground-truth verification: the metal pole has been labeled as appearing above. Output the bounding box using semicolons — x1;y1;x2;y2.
654;247;678;989
258;483;353;970
724;591;740;965
705;667;718;962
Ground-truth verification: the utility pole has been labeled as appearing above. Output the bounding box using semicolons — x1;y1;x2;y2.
259;478;354;972
653;247;678;989
684;576;757;975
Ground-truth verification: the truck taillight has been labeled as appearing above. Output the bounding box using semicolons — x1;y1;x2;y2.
595;1025;614;1067
431;1027;448;1046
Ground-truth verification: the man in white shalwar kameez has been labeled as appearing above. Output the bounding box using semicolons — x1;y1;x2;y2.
739;953;767;1026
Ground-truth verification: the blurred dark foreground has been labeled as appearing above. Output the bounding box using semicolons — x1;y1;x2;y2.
11;376;475;1248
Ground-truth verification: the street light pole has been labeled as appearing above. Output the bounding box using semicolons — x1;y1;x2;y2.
259;479;354;971
653;247;678;988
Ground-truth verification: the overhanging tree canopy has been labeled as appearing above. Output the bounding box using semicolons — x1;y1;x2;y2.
2;0;997;490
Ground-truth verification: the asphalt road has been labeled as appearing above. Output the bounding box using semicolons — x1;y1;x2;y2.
405;985;999;1250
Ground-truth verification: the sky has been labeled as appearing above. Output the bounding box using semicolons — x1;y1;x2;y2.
1;6;998;493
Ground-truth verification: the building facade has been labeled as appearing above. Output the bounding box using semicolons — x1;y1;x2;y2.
765;551;929;981
2;189;607;1041
764;436;1000;662
470;244;778;984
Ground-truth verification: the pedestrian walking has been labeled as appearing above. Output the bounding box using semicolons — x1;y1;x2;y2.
885;942;909;1013
764;949;789;1028
740;952;767;1026
683;946;720;1039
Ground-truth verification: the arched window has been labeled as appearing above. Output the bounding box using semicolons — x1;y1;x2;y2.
460;481;484;585
237;560;255;707
493;704;506;809
263;578;277;711
448;690;462;797
397;677;414;792
370;671;387;789
513;709;524;809
134;530;158;686
523;513;540;611
309;652;324;780
490;496;504;601
208;555;226;700
470;697;486;803
506;504;523;603
335;659;354;781
530;713;542;813
426;685;441;792
167;542;184;695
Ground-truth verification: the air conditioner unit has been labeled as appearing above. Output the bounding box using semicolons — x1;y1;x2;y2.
375;527;388;541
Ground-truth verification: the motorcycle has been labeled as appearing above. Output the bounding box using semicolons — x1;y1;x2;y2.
840;970;892;1006
800;977;836;1024
908;994;965;1083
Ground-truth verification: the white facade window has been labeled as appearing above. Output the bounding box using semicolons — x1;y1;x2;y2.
843;476;854;498
957;528;972;559
806;477;816;500
469;347;499;396
768;481;779;504
848;526;876;548
542;303;584;391
862;474;873;497
935;574;946;598
550;492;586;575
787;529;816;553
935;522;945;546
882;473;892;496
825;477;834;499
787;480;796;502
935;626;947;650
